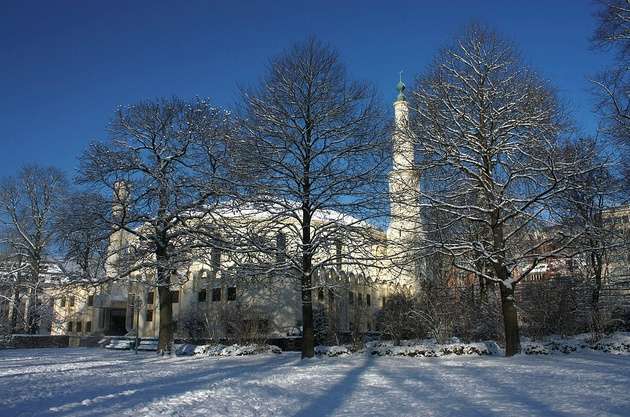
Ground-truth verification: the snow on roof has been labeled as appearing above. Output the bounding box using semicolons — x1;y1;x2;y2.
186;199;384;232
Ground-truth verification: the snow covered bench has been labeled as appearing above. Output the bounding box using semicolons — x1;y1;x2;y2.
136;339;159;351
104;339;134;350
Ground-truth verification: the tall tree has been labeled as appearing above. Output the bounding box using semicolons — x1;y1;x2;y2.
78;97;234;352
56;191;111;284
239;38;387;358
592;0;630;183
0;165;67;333
408;25;592;356
558;137;624;337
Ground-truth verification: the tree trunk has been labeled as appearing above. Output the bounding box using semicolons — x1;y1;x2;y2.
157;284;173;353
301;117;314;359
301;246;314;358
301;208;315;359
302;283;314;358
156;241;173;354
156;185;173;354
8;285;20;333
591;300;602;339
590;252;604;338
499;282;520;356
23;286;35;334
491;211;520;356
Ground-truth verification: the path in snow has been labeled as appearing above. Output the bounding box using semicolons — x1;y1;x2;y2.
0;348;629;417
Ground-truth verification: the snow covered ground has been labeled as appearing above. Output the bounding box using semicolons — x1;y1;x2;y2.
1;348;629;417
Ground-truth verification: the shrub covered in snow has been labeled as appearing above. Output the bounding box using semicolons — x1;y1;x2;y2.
521;332;630;355
183;333;630;359
367;340;499;357
587;333;630;354
316;334;630;358
192;343;281;357
315;345;351;357
192;344;227;356
543;340;584;354
521;343;550;355
369;343;436;357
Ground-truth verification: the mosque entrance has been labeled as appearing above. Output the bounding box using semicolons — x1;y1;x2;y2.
105;308;127;335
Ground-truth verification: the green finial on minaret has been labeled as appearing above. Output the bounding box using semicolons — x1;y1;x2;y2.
396;70;406;102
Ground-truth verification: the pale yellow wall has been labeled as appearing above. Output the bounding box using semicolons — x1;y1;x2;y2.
55;95;419;339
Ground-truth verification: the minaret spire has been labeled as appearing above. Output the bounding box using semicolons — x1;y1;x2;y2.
387;73;422;285
396;71;406;102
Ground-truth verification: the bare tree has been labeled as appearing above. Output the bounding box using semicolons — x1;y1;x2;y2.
313;304;337;346
238;38;387;358
0;165;67;334
414;270;456;344
518;278;587;340
56;191;111;284
78;97;235;353
178;305;209;343
376;287;419;346
558;137;625;337
408;25;594;355
594;0;630;49
217;301;270;345
592;0;630;182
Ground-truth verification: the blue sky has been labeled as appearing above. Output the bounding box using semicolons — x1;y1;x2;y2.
0;0;611;178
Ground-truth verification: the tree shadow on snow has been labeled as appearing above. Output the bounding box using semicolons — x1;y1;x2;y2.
375;356;629;417
476;360;630;417
291;354;374;417
18;354;299;417
376;359;502;417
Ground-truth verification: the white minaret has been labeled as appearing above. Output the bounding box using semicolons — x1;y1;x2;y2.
109;181;130;265
106;181;131;282
387;76;422;285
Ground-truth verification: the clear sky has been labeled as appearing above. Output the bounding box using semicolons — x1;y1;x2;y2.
0;0;611;178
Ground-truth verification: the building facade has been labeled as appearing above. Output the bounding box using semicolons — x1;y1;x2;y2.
51;82;422;341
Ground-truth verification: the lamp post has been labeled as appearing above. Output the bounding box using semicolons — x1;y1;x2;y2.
134;294;140;354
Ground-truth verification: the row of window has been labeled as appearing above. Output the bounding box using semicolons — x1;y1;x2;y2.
605;215;630;224
59;295;95;308
143;287;238;322
60;287;380;312
67;321;92;333
317;288;335;303
60;296;74;307
348;291;371;307
145;288;237;305
198;287;237;302
59;287;239;311
144;309;180;324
